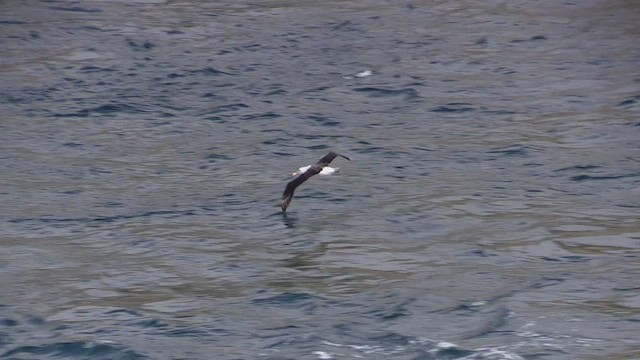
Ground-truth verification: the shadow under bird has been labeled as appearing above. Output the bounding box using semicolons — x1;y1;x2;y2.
281;151;351;212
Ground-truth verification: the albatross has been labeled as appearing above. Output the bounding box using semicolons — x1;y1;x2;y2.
281;151;351;212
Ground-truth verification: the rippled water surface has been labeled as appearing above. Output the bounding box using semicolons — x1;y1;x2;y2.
1;1;639;359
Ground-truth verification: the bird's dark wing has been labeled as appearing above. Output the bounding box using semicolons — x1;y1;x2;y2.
316;151;351;167
281;166;321;212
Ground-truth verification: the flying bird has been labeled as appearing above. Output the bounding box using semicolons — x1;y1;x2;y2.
281;151;351;212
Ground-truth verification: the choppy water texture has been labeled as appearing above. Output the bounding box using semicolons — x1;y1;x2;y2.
1;1;639;359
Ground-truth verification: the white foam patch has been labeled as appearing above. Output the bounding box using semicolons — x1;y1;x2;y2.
464;348;526;360
343;70;373;79
355;70;373;78
436;341;458;349
312;351;333;359
320;338;524;360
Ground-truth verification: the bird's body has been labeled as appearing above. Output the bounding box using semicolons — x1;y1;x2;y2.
281;151;350;212
293;165;339;176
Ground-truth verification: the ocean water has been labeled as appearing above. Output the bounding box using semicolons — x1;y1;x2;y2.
1;1;639;359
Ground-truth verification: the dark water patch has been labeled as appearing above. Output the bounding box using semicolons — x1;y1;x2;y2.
273;151;296;157
554;164;600;172
466;249;499;258
80;66;115;73
103;201;125;208
189;67;233;76
306;115;341;127
164;326;210;338
2;341;146;360
368;331;415;344
394;39;433;47
242;44;262;51
492;67;517;75
9;210;195;226
570;173;638;182
204;116;225;123
264;89;287;96
220;194;247;206
543;255;589;263
262;137;292;145
56;186;82;194
353;147;409;157
151;115;174;124
412;146;435;153
204;103;250;115
403;81;426;87
487;144;534;157
0;318;18;327
88;167;113;175
0;20;28;25
300;86;332;94
475;37;488;45
48;6;102;13
431;102;475;112
62;76;86;85
134;319;169;330
240;112;281;120
126;38;155;50
205;153;233;161
439;302;484;315
614;286;640;292
295;133;353;140
280;212;298;228
366;300;412;321
353;87;418;100
330;20;364;32
618;204;640;209
483;109;518;116
252;292;316;308
306;144;329;150
166;72;186;79
617;95;640;108
79;25;103;31
52;103;142;118
106;308;143;318
531;277;565;288
259;325;301;333
431;346;475;358
511;35;548;43
1;87;59;104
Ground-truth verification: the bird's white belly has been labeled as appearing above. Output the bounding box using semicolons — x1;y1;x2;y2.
293;165;338;176
319;167;336;175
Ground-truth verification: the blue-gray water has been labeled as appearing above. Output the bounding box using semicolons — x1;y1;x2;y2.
1;1;639;359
